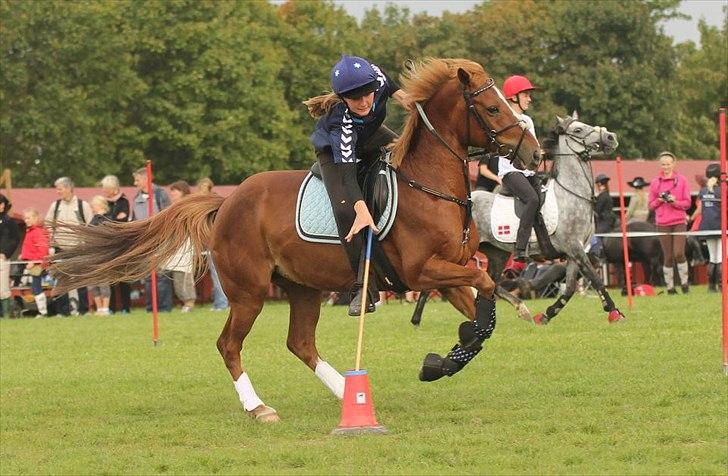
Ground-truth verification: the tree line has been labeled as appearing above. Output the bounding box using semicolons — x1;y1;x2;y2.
1;0;726;187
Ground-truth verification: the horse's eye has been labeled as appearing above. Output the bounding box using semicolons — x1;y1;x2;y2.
574;128;583;134
487;106;498;114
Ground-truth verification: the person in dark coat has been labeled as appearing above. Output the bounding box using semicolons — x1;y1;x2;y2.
0;193;20;317
594;174;616;233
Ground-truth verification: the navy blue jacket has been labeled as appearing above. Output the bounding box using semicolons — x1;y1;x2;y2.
310;65;398;164
698;186;722;231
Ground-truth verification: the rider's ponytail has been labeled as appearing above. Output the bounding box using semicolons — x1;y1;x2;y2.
303;92;341;118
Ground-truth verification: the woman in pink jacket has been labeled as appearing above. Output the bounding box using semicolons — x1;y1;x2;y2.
648;151;692;294
20;208;50;316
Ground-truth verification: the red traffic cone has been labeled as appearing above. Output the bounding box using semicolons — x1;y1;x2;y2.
332;369;388;435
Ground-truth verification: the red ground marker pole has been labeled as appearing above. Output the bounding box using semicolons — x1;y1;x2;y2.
615;156;633;309
718;108;727;375
146;160;160;346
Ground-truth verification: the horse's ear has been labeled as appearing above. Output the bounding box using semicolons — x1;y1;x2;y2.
571;110;579;120
457;68;471;86
555;116;566;134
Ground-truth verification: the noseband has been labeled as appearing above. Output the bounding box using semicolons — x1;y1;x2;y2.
395;77;523;246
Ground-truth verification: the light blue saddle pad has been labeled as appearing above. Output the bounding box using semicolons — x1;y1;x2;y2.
295;168;398;244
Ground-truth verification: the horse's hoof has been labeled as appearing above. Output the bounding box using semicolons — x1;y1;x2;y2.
516;303;532;322
533;313;548;325
247;404;280;423
608;309;625;323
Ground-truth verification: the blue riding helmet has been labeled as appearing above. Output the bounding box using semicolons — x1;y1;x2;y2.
331;55;378;99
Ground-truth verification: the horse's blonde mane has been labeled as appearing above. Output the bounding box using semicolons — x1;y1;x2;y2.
390;58;486;167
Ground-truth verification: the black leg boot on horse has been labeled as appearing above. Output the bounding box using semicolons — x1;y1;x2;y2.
420;293;496;381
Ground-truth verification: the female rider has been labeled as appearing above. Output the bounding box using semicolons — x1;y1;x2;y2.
304;55;410;316
478;75;540;261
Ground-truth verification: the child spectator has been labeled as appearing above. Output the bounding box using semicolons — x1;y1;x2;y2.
20;208;49;317
88;196;112;315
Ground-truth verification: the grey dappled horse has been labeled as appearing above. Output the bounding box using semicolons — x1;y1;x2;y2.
413;116;624;325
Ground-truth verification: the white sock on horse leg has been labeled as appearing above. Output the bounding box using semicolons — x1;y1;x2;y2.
677;261;689;285
234;372;265;411
315;360;344;399
662;266;674;289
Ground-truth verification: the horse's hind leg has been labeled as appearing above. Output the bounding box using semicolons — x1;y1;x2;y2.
279;278;345;399
216;290;279;422
534;261;579;325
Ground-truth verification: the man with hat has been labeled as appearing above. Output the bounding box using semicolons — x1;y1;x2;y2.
626;176;650;223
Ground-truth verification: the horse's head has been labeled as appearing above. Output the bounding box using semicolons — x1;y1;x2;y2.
549;115;619;160
454;66;542;170
391;59;541;170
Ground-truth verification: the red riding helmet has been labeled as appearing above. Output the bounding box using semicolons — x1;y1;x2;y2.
503;75;537;98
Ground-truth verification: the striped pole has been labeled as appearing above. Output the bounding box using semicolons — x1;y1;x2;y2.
146;160;160;346
616;156;633;308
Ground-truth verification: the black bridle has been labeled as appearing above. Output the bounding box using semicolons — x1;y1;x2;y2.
395;77;524;245
549;126;605;205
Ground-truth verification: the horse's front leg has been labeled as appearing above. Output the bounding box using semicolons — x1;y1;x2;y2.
573;250;626;323
414;260;497;382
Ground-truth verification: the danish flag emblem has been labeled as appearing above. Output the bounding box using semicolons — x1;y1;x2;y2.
497;225;511;236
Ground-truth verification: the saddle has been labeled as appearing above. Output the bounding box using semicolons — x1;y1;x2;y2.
296;157;398;244
489;179;561;258
296;154;407;292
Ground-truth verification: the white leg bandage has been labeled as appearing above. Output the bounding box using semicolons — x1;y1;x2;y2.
233;372;264;411
315;360;344;399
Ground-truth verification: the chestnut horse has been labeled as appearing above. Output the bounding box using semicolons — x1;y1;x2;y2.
51;58;541;422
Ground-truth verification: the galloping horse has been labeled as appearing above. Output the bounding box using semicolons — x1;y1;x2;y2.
412;116;623;325
51;58;541;422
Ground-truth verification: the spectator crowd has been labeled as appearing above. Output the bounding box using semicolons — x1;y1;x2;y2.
0;172;229;318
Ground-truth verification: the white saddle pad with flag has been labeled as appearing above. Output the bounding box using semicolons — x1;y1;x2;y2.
490;180;559;244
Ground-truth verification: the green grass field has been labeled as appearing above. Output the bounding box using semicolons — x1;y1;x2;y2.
1;290;726;475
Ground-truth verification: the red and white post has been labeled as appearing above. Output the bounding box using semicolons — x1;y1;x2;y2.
718;108;727;375
146;159;160;346
615;156;633;308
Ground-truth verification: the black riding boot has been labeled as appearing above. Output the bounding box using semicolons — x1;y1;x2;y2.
348;245;379;317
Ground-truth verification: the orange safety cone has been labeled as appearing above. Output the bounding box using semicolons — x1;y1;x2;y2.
331;369;388;435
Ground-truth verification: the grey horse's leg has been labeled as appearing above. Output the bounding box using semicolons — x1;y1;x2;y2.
534;261;579;325
410;291;429;326
572;249;625;322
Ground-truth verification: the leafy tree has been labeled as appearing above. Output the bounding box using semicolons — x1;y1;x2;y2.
275;0;360;169
672;17;727;159
0;0;143;187
121;0;296;185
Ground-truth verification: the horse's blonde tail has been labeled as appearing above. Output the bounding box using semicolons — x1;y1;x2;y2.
50;193;225;295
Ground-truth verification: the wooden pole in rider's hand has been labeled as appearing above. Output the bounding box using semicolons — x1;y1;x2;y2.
615;156;633;309
146;160;160;345
355;228;374;371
